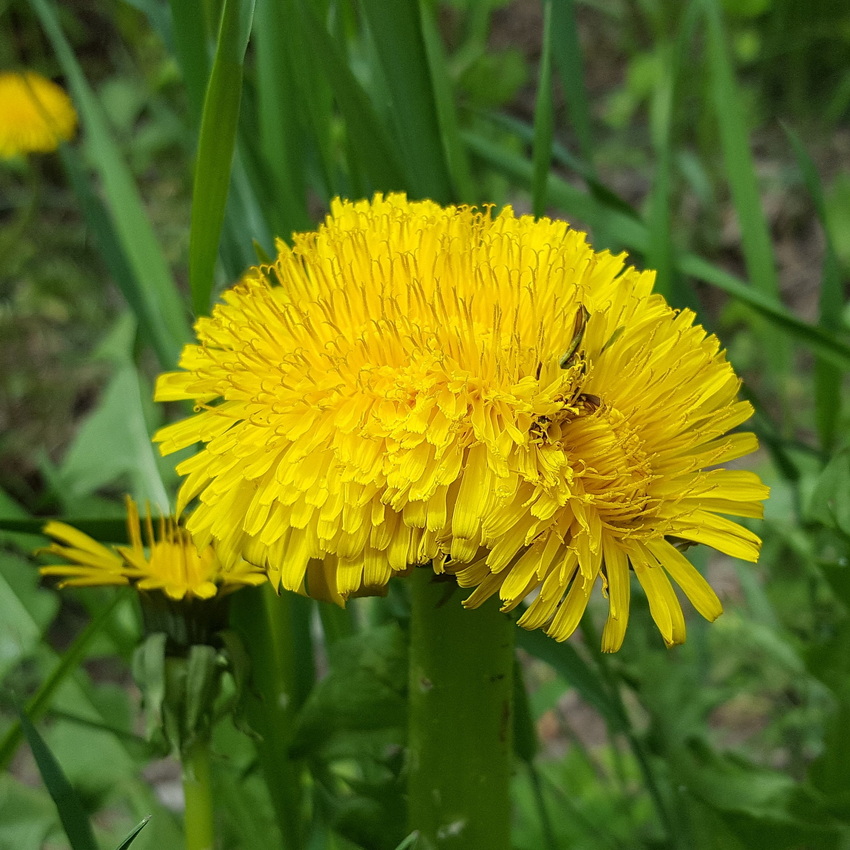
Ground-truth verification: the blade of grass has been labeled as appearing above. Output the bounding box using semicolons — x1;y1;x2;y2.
360;0;453;202
115;817;151;850
252;0;311;236
531;0;555;218
30;0;191;366
58;146;174;369
418;0;476;203
189;0;255;315
551;0;594;170
646;3;702;305
703;0;786;373
465;130;850;370
168;0;211;122
784;124;845;454
0;594;125;769
302;3;406;194
18;707;98;850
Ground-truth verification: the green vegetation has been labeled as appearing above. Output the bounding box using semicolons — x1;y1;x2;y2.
2;0;850;847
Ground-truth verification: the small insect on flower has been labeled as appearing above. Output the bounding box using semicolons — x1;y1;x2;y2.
154;193;768;650
0;71;77;159
39;496;266;601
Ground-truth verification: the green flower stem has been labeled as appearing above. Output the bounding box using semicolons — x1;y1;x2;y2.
183;738;214;850
407;569;514;849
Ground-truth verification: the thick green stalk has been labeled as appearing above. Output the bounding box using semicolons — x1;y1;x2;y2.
183;738;214;850
407;569;514;849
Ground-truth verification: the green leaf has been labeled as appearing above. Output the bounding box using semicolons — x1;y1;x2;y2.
0;548;59;685
290;623;407;757
29;0;191;366
0;594;124;770
189;0;255;315
18;707;98;850
0;773;61;848
55;359;170;514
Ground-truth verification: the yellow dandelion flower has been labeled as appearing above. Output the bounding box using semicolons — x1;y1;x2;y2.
40;497;266;601
154;193;767;649
0;71;77;159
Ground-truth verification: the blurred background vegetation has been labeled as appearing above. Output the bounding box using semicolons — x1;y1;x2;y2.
3;0;850;848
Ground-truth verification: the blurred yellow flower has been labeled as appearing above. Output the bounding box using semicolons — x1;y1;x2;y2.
40;497;266;601
0;70;77;158
154;193;767;648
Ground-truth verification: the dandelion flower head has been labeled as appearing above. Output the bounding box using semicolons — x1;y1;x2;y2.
155;193;767;649
0;71;77;159
40;497;266;601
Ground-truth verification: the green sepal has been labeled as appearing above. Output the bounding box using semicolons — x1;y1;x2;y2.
131;633;227;758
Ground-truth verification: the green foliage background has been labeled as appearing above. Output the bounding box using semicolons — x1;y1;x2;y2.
3;0;850;847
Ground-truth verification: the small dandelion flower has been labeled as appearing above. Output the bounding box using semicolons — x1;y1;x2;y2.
0;71;77;159
154;193;767;649
40;496;266;601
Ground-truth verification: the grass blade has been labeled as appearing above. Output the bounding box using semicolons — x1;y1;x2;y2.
464;131;850;370
784;124;845;454
302;4;406;194
418;0;475;203
58;146;174;369
168;0;211;122
646;4;701;305
551;0;594;170
253;0;311;236
189;0;255;315
114;816;151;850
30;0;191;366
360;0;453;202
18;707;98;850
531;0;555;218
704;0;786;371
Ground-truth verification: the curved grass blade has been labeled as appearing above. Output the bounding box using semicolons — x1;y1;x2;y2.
29;0;191;366
189;0;255;315
18;707;98;850
532;0;555;218
360;0;453;202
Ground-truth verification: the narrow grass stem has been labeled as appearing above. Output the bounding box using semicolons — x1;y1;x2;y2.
182;738;214;850
407;569;514;849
